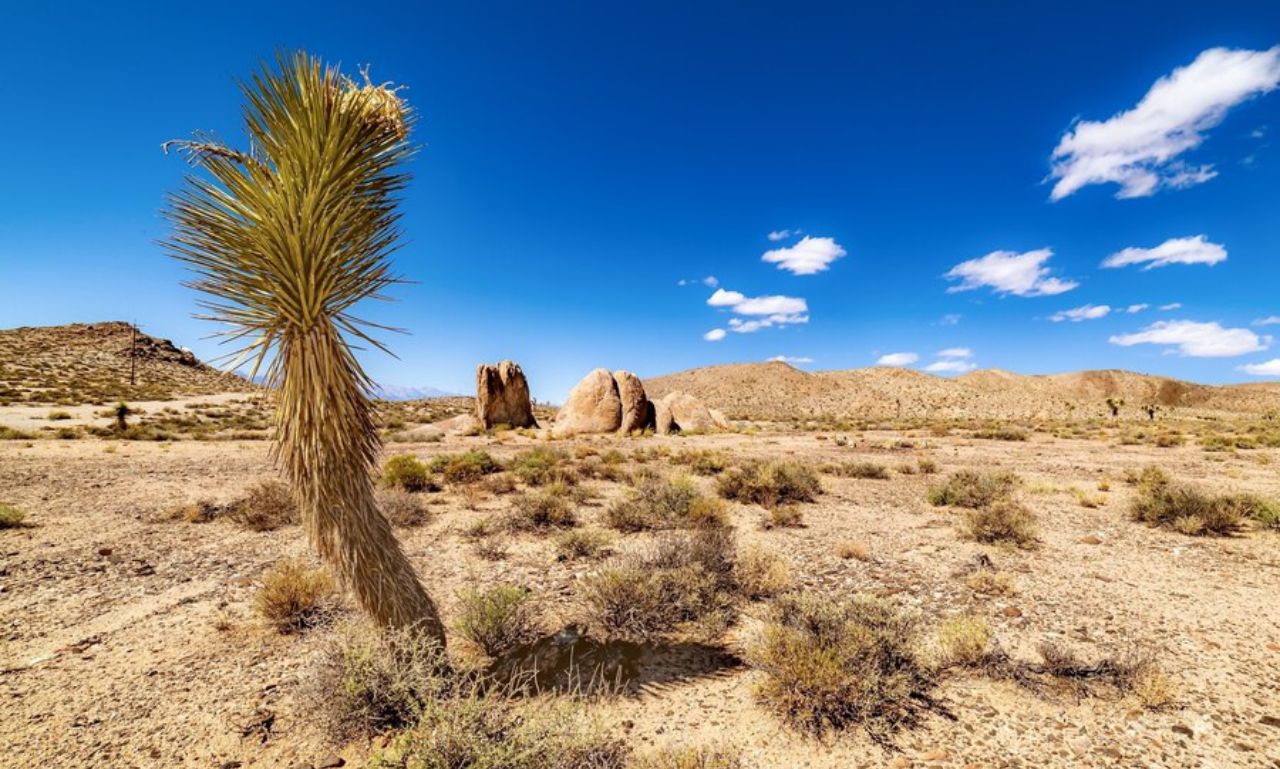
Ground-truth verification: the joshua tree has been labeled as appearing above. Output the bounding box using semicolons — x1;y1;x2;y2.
114;401;132;432
162;52;445;647
1105;397;1124;419
1143;403;1158;422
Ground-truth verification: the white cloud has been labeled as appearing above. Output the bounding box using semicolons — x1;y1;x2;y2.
1127;304;1150;314
1050;304;1112;322
925;359;977;374
761;235;847;276
679;275;719;287
1050;46;1280;200
1239;359;1280;376
732;295;808;316
937;347;973;359
703;328;726;342
707;288;746;307
1253;316;1280;326
1109;320;1270;357
937;313;962;326
767;229;793;242
1159;303;1182;311
728;314;809;333
1102;235;1227;270
945;248;1078;297
876;352;919;367
767;355;814;364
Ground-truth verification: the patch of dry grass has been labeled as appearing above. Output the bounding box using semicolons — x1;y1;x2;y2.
254;558;336;633
716;460;821;508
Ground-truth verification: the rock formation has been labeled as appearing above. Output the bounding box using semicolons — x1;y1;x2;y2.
614;370;655;434
553;368;623;436
475;360;537;429
654;391;719;434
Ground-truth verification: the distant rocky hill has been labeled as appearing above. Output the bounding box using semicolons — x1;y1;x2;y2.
0;322;254;405
644;361;1280;421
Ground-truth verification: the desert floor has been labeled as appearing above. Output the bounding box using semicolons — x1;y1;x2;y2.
2;429;1279;768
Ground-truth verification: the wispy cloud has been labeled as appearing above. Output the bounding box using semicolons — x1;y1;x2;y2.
1102;235;1227;270
767;355;814;364
707;288;809;334
925;359;977;373
679;275;719;287
1159;303;1182;311
945;248;1078;297
1253;316;1280;326
937;313;962;326
1050;304;1111;322
1049;46;1280;200
766;229;793;242
1239;359;1280;376
703;328;726;342
1109;320;1270;357
876;352;918;367
1126;304;1150;314
937;347;973;359
761;236;847;276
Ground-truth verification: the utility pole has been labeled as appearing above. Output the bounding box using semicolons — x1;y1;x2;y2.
129;322;137;386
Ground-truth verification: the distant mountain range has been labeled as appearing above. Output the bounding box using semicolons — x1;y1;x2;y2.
370;384;460;401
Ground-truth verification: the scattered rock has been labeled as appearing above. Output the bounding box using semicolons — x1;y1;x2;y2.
475;361;537;429
97;547;112;557
654;391;719;434
1002;606;1023;618
316;756;345;769
553;369;622;437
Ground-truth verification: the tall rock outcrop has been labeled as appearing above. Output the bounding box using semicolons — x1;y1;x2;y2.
614;370;655;434
553;368;623;437
475;360;537;429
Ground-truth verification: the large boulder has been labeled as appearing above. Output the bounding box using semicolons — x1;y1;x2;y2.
654;391;718;434
475;361;537;429
614;370;655;434
553;368;622;436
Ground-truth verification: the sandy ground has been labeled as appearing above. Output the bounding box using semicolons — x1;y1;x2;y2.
2;430;1279;768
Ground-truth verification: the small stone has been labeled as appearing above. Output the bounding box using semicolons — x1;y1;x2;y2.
1079;535;1102;545
316;756;345;769
97;547;113;557
890;757;910;768
1002;606;1023;618
920;749;949;761
1171;724;1193;737
1259;715;1280;729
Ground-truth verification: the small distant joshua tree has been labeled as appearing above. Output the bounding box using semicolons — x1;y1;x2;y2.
162;52;446;648
1143;403;1158;422
114;402;132;432
1105;397;1124;419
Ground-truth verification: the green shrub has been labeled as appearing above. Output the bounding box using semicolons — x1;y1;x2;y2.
582;529;736;641
748;593;934;738
716;460;821;508
507;485;578;530
670;449;729;476
455;584;540;657
382;454;434;492
605;474;726;532
510;447;575;486
971;427;1027;441
1128;474;1254;536
960;498;1039;547
926;470;1020;508
369;696;628;769
429;450;501;484
553;529;613;561
0;504;27;529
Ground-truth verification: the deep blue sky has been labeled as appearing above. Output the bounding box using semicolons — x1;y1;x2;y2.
1;2;1278;400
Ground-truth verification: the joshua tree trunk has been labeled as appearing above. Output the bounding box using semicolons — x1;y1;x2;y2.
276;326;445;639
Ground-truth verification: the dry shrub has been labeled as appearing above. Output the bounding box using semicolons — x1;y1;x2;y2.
553;529;613;561
430;450;501;485
834;540;870;561
1020;641;1169;704
605;474;727;532
972;427;1028;441
760;504;804;529
581;529;737;641
735;546;793;599
827;461;890;480
716;460;821;508
376;487;430;527
227;479;298;531
474;537;509;562
254;558;336;633
936;615;994;667
960;498;1039;548
167;499;220;523
455;584;540;657
0;503;26;529
1131;664;1178;710
381;454;434;492
1128;470;1259;536
965;570;1015;596
670;449;729;476
369;696;628;769
748;593;935;739
306;621;448;741
629;746;742;769
507;485;578;531
927;470;1020;508
917;458;939;475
